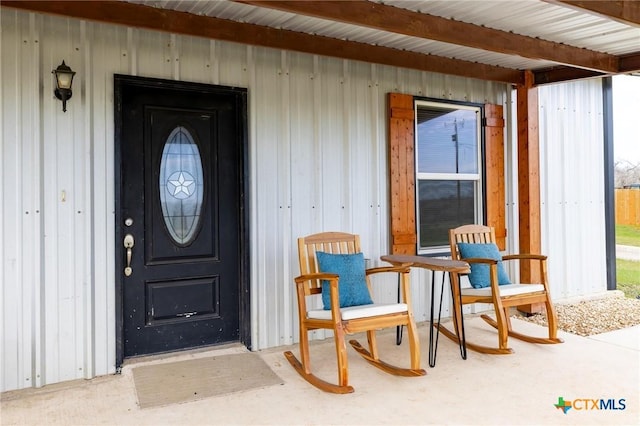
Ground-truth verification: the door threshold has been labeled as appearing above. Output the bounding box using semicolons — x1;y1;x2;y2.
121;342;248;370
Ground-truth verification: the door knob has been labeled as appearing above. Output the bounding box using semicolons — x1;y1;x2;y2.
124;234;135;276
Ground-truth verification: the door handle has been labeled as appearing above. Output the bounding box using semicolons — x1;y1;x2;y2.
124;234;135;276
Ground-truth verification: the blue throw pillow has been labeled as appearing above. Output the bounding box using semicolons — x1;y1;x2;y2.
316;251;374;310
457;243;512;288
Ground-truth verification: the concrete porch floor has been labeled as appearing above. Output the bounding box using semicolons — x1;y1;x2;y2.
1;317;638;426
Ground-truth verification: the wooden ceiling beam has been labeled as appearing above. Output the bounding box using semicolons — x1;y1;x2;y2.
533;67;604;86
534;51;640;85
550;0;640;27
1;0;523;84
620;52;640;73
238;0;620;73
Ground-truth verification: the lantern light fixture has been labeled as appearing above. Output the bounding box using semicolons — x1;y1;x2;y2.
52;60;76;112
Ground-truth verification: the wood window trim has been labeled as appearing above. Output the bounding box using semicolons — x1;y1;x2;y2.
389;93;417;254
484;104;507;250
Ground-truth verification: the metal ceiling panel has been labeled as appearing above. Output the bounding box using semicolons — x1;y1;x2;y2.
385;0;640;55
126;0;640;74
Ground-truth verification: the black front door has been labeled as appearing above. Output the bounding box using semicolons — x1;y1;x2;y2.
115;75;248;361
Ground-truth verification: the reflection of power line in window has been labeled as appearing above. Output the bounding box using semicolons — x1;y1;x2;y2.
444;118;465;224
445;118;464;173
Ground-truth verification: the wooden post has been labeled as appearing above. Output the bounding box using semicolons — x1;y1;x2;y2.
516;71;543;314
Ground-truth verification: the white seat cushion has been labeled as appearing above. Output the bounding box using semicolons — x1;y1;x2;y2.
461;283;545;297
307;303;408;320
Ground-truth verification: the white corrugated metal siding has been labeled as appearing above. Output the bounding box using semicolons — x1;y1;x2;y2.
538;80;607;299
1;8;607;392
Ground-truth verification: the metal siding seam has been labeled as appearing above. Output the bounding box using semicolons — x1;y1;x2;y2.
209;39;219;85
1;9;23;391
280;50;294;346
30;11;45;390
342;59;352;234
90;23;110;377
81;19;95;381
104;24;120;376
245;44;262;350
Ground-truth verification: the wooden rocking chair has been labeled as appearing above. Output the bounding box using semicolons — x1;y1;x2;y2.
284;232;425;393
439;224;563;355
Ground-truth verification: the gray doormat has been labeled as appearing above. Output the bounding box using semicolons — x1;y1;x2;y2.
132;352;283;408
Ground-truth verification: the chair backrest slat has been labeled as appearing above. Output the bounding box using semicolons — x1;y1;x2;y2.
449;224;497;260
298;232;361;295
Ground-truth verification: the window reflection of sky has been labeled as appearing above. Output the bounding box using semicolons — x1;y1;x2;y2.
417;108;478;174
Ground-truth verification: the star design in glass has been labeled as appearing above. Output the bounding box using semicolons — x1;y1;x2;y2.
168;172;195;199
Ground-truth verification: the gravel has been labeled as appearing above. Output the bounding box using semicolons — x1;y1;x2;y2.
513;292;640;336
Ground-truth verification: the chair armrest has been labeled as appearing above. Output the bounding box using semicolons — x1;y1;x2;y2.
502;253;547;261
366;265;413;306
462;257;498;266
365;265;411;276
294;272;339;284
293;273;342;322
458;258;498;278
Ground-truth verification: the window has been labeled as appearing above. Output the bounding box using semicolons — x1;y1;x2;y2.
415;100;483;253
388;93;505;255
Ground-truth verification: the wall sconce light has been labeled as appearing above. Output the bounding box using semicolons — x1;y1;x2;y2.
52;60;76;112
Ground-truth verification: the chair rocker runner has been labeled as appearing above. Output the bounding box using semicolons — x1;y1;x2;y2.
284;232;425;393
439;224;563;355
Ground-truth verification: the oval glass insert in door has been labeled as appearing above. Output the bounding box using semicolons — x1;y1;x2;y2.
159;126;204;246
